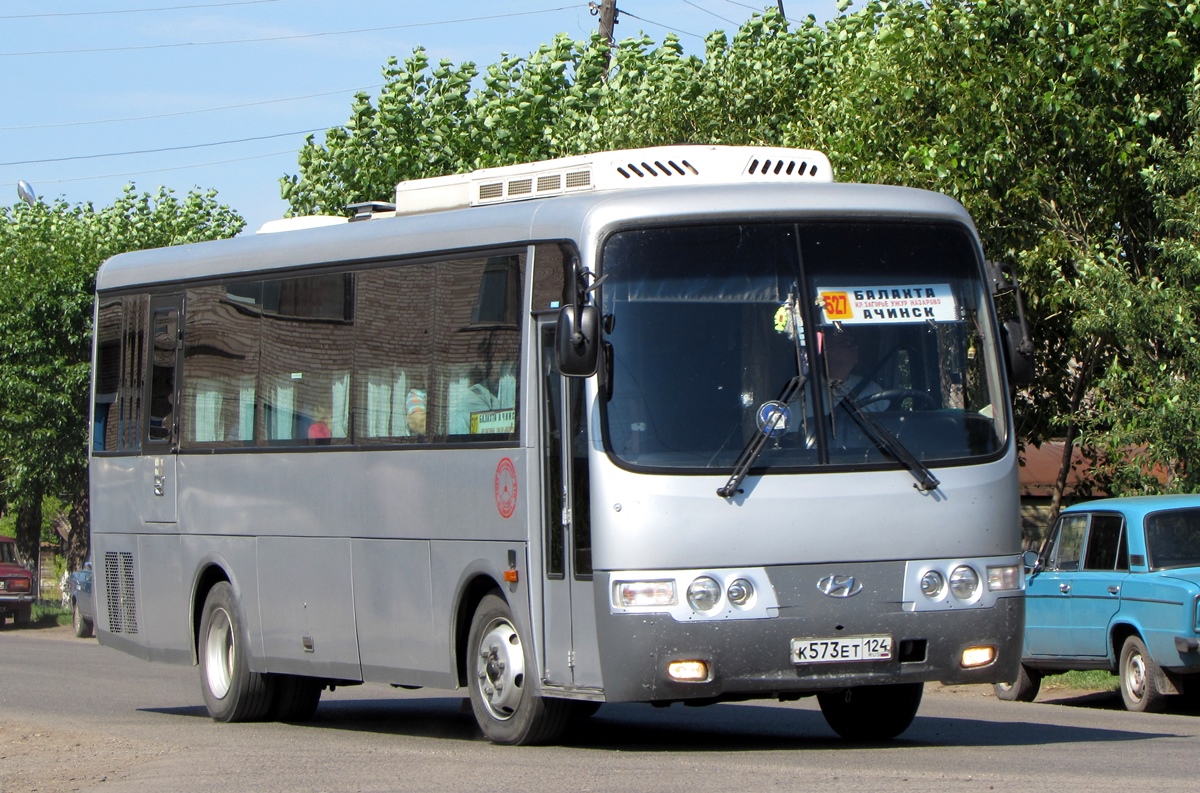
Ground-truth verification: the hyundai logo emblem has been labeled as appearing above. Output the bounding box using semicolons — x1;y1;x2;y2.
817;574;863;598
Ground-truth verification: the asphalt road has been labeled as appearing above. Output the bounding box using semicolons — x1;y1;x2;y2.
3;623;1199;792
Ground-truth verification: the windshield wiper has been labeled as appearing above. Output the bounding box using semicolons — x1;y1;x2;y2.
838;392;940;493
718;375;804;498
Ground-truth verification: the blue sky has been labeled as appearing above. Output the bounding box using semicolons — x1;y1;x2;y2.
2;0;837;234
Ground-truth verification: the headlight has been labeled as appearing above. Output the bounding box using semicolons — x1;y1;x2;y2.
987;564;1022;591
920;570;945;598
727;578;755;607
686;577;722;612
949;565;980;600
614;580;676;608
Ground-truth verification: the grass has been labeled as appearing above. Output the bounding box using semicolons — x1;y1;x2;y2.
30;600;72;627
1041;669;1118;691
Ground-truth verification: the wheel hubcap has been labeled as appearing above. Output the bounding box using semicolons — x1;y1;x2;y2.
1127;652;1147;701
475;618;525;720
204;607;235;700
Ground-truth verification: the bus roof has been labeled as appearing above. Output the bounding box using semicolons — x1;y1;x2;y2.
95;179;977;293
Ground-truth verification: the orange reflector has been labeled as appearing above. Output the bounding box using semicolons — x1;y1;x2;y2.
667;660;709;682
503;569;519;583
961;646;995;668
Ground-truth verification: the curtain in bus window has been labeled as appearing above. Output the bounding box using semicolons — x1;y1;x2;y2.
180;284;260;449
259;273;354;446
93;297;123;452
118;294;149;452
354;264;433;442
435;254;524;441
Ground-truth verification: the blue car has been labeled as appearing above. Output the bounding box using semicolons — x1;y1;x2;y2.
996;495;1200;712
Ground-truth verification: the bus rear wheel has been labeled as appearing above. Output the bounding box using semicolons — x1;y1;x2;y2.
467;592;570;745
198;581;274;722
817;682;923;741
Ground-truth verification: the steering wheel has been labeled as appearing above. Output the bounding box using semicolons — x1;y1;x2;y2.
858;388;937;411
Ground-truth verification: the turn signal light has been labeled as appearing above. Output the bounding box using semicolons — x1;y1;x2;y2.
667;660;710;682
961;645;996;668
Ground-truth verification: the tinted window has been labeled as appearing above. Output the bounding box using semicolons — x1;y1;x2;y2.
1083;514;1127;571
1145;508;1200;570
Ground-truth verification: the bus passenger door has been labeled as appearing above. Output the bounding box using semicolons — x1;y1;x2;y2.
144;295;182;524
538;322;602;691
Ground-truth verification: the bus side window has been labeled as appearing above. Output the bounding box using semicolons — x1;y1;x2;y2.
436;254;524;440
354;264;434;442
93;297;123;452
181;284;260;448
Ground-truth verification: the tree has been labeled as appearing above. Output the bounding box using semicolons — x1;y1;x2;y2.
0;186;243;572
282;1;1200;506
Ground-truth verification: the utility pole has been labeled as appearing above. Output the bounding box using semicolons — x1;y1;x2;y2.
777;1;787;21
593;0;618;46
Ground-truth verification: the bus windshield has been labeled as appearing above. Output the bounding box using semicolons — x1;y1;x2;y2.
600;221;1005;473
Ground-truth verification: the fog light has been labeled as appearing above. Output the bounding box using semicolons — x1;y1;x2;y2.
961;645;996;668
614;580;676;608
727;578;755;607
920;570;945;598
686;577;722;612
667;660;710;681
987;564;1022;591
949;565;980;600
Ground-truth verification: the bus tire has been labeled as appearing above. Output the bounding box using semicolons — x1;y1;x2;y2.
467;592;570;745
817;682;923;741
269;674;323;722
198;581;274;722
993;664;1040;702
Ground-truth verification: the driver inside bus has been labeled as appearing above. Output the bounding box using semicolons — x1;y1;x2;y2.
821;329;885;412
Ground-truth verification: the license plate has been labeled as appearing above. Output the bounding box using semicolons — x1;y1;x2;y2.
790;635;892;664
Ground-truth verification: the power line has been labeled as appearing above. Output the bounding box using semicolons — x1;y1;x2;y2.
617;10;704;40
0;5;579;57
0;129;325;167
0;85;383;132
680;0;739;25
0;0;280;19
25;149;298;186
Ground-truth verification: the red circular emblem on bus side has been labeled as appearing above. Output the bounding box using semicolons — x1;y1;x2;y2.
494;457;518;518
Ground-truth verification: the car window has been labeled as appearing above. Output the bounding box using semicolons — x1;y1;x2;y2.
1145;508;1200;570
1083;513;1127;571
1048;514;1087;571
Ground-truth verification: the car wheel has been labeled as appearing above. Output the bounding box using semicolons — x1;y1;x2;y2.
467;592;570;745
198;581;274;722
993;664;1041;702
1120;635;1167;713
817;682;924;741
72;600;94;638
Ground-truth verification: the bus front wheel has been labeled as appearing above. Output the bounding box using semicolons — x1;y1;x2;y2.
817;682;923;741
198;581;274;722
466;592;570;745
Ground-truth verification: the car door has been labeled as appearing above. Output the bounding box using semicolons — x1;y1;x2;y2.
1024;513;1087;656
1069;512;1128;657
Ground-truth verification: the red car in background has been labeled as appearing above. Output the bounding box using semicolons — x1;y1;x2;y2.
0;535;35;626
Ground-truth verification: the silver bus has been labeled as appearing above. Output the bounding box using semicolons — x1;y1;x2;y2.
89;145;1026;744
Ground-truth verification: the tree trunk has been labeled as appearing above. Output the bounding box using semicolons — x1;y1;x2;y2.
15;492;44;585
1048;343;1100;525
66;486;90;572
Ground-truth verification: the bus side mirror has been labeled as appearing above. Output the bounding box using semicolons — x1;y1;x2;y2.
556;304;600;377
1003;318;1033;388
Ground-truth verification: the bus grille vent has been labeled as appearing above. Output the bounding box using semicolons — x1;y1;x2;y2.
475;167;592;204
104;551;139;635
614;159;699;180
746;157;821;179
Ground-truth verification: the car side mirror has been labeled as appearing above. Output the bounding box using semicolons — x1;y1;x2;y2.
556;304;600;377
1022;549;1040;572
